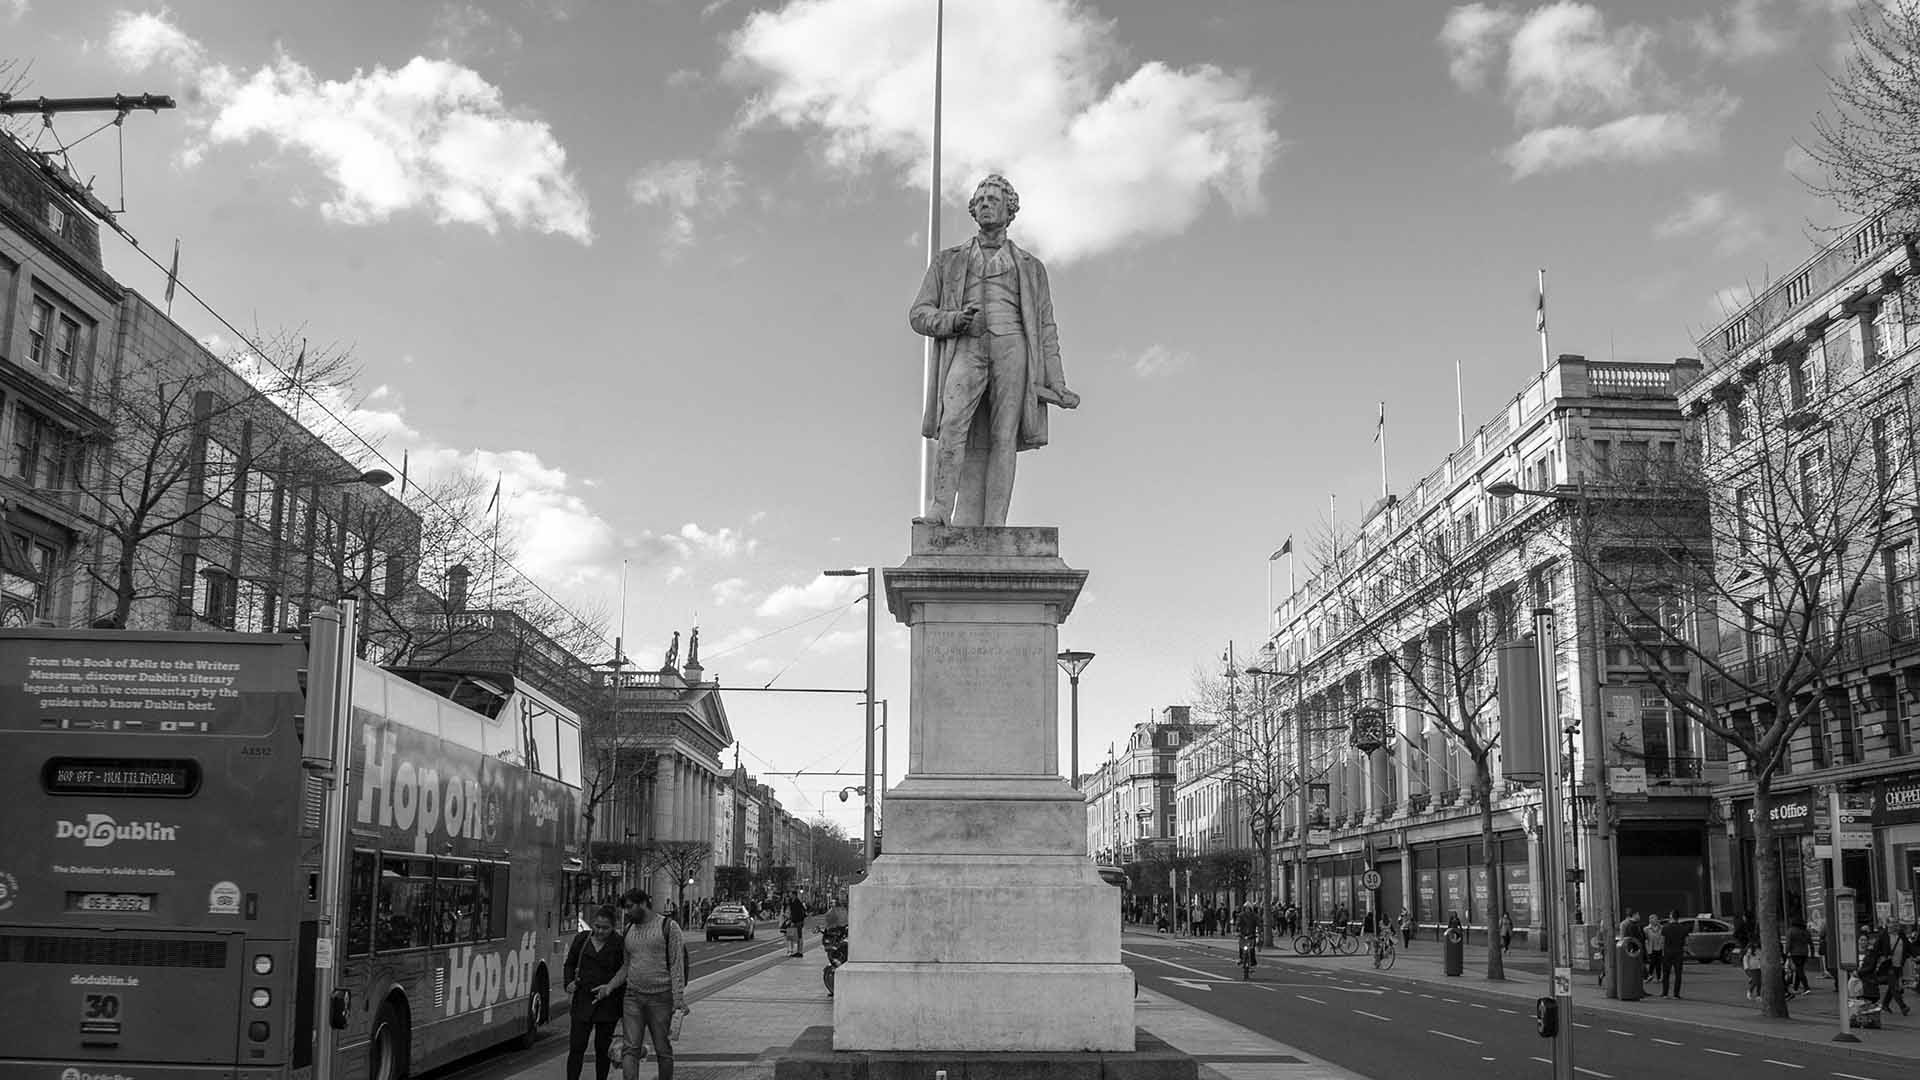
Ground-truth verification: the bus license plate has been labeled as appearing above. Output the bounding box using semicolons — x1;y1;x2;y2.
70;892;153;913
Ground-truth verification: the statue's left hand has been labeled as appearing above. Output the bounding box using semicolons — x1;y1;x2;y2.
1050;386;1081;409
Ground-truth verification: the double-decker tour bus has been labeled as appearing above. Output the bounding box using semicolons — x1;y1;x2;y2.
0;603;583;1080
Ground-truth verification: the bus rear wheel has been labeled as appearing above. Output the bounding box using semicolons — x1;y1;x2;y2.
369;1000;409;1080
516;971;549;1050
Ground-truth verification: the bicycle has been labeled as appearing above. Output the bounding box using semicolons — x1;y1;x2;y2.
1371;933;1397;970
1238;934;1258;980
1293;925;1332;955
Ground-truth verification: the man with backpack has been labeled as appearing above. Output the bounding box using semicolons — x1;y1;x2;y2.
591;889;689;1080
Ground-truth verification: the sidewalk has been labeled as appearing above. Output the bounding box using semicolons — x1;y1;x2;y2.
500;930;1364;1080
1147;928;1920;1066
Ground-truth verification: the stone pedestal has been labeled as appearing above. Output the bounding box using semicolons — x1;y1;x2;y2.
831;525;1134;1052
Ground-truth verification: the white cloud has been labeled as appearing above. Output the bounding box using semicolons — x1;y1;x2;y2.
430;3;525;61
109;10;591;242
1690;0;1792;61
1651;190;1762;252
1502;96;1736;177
726;0;1280;265
712;577;752;606
1441;2;1739;177
629;158;743;252
1440;4;1520;89
7;0;30;21
107;10;205;73
669;522;753;561
1130;344;1192;378
755;574;860;619
1503;2;1655;125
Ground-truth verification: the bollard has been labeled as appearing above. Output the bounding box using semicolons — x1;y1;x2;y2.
1444;927;1466;976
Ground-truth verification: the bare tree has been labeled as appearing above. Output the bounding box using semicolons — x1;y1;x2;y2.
1189;657;1344;946
1563;364;1911;1018
1323;522;1520;980
1807;0;1920;234
641;840;714;917
52;329;363;629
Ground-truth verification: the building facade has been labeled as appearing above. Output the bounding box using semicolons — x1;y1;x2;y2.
1688;212;1920;936
0;135;123;626
1086;707;1196;874
1267;354;1719;940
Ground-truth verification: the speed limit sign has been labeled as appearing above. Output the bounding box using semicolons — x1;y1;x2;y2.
1361;869;1382;891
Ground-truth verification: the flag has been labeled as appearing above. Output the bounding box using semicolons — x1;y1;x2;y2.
399;450;409;495
1374;401;1386;443
1535;270;1547;333
163;238;180;308
1270;536;1293;560
486;474;501;514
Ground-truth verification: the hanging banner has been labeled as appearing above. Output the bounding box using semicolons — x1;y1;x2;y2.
1601;688;1643;765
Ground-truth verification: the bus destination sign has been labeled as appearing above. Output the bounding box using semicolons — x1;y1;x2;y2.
43;757;201;797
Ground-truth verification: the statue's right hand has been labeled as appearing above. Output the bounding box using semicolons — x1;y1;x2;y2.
952;304;979;334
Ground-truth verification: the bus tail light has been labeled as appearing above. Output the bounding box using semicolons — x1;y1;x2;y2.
253;954;274;975
250;988;272;1008
248;1021;270;1042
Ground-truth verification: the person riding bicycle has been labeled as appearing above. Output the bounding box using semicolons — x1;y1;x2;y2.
1236;902;1260;946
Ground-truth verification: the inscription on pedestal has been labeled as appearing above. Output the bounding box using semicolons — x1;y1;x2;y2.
919;624;1049;774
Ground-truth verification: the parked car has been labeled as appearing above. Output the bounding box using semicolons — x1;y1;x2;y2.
706;902;757;941
1677;915;1739;963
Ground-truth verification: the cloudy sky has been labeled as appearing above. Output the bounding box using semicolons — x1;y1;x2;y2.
13;0;1871;834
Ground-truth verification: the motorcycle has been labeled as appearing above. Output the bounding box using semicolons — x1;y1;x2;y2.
822;924;849;996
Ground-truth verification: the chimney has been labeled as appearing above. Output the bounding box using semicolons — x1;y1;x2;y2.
447;564;471;612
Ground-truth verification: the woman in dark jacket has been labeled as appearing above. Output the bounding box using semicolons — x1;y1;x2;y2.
563;905;625;1080
786;893;809;957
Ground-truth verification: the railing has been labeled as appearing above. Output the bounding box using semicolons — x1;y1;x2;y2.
1705;613;1920;702
1588;361;1679;397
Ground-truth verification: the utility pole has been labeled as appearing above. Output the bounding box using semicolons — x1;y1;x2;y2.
1;93;176;220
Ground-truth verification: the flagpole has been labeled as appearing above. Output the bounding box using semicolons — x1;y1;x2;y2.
1376;402;1389;499
1455;359;1466;448
917;0;945;517
1538;267;1550;373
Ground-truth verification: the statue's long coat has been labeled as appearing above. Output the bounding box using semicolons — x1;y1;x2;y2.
908;237;1064;452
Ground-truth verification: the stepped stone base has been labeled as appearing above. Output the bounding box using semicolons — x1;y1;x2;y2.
774;1026;1198;1080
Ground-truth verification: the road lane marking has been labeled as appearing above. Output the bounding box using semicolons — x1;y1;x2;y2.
1574;1068;1614;1079
1764;1062;1804;1070
1607;1029;1634;1036
1573;1022;1591;1029
1470;1003;1488;1009
1832;1073;1881;1080
1298;995;1328;1004
1430;1029;1482;1045
1532;1056;1553;1065
1483;1057;1496;1062
1354;1010;1393;1021
1652;1038;1683;1046
1442;997;1462;1003
1705;1049;1740;1057
1498;1008;1519;1015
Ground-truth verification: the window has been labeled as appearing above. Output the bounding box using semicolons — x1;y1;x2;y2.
1869;298;1901;369
1166;730;1181;747
44;201;68;235
1798;449;1828;515
26;299;51;368
203;438;237;493
555;717;581;786
1725;391;1749;447
1872;413;1899;498
376;855;434;951
1788;350;1811;408
1826;320;1859;383
1591;439;1611;479
27;539;57;617
1735;486;1757;551
345;851;376;956
433;860;482;945
1887;542;1917;638
52;316;79;381
10;407;47;483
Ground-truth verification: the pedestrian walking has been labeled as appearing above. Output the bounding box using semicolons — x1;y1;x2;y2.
1499;909;1514;954
1399;908;1413;949
564;905;625;1080
1659;909;1689;998
785;892;808;957
1785;918;1812;993
592;889;688;1080
1644;913;1665;985
1880;925;1910;1016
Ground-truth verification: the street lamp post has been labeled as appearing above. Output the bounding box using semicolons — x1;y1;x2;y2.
825;568;877;871
1489;480;1621;998
1535;608;1575;1080
1243;663;1302;944
1057;650;1095;788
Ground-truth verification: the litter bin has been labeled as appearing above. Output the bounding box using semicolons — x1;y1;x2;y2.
1616;938;1645;1001
1444;927;1466;976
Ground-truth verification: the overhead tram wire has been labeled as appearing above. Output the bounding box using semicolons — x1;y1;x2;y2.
757;599;856;689
95;218;611;649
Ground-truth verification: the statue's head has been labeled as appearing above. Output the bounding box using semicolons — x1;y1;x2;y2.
968;174;1019;227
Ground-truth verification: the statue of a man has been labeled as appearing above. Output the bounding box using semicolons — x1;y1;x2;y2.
910;174;1079;526
662;630;680;672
